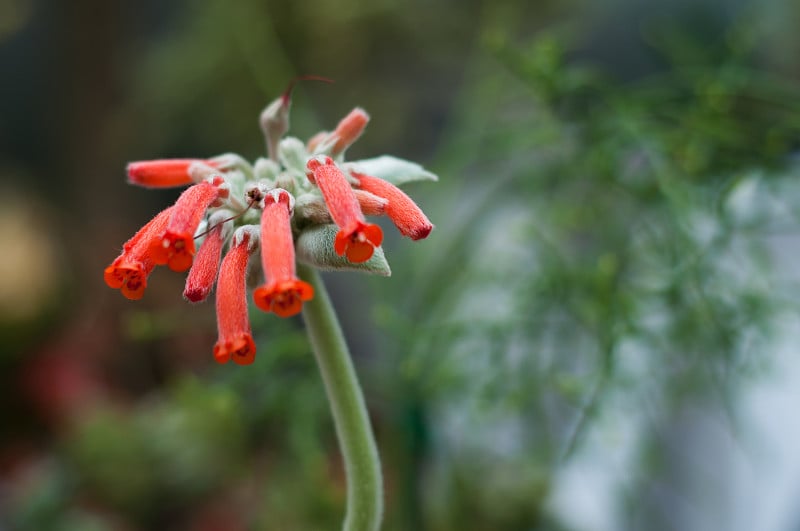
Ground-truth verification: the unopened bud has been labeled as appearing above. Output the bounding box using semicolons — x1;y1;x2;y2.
260;96;291;162
329;107;369;156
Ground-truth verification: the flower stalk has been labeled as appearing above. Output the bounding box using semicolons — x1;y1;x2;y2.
299;263;383;531
104;86;439;529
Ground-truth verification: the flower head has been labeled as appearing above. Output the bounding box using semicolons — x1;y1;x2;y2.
104;87;437;364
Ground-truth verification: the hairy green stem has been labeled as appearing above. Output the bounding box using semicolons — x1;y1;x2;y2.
299;264;383;531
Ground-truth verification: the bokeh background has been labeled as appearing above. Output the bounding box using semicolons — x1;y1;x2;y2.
2;0;800;529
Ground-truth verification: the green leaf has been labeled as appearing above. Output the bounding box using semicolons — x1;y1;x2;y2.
278;137;310;174
346;155;438;186
254;156;280;182
295;224;392;276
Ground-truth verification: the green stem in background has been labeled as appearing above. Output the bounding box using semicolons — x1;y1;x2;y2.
299;264;383;531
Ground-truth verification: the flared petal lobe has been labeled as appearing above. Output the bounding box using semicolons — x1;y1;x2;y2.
253;189;314;317
333;221;384;263
254;279;314;317
213;234;256;365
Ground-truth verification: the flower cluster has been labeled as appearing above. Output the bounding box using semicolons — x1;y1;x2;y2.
104;88;436;365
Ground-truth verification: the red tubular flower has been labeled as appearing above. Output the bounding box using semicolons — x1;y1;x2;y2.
127;159;213;188
352;172;434;240
213;233;256;365
253;190;314;317
150;179;226;272
103;206;173;300
306;157;383;263
183;218;228;303
330;107;369;156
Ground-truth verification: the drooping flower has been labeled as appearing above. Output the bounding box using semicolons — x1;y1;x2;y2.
306;156;383;263
213;229;257;365
103;206;173;300
253;189;314;317
183;212;231;303
104;87;437;364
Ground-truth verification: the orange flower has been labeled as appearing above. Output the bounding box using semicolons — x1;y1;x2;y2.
103;206;173;300
352;172;434;240
127;159;212;188
213;232;257;365
150;179;226;272
306;157;383;263
253;190;314;317
329;108;369;156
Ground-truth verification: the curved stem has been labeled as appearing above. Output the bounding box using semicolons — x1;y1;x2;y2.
299;264;383;531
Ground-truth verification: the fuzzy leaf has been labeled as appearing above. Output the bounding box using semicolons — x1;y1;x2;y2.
254;157;280;182
294;192;331;224
296;224;391;276
278;137;309;175
346;155;438;186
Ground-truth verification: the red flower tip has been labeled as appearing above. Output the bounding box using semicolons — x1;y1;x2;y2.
213;333;256;365
214;234;256;365
334;220;383;263
127;159;213;188
104;259;152;300
150;181;222;272
352;172;434;240
253;279;314;317
411;223;433;240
